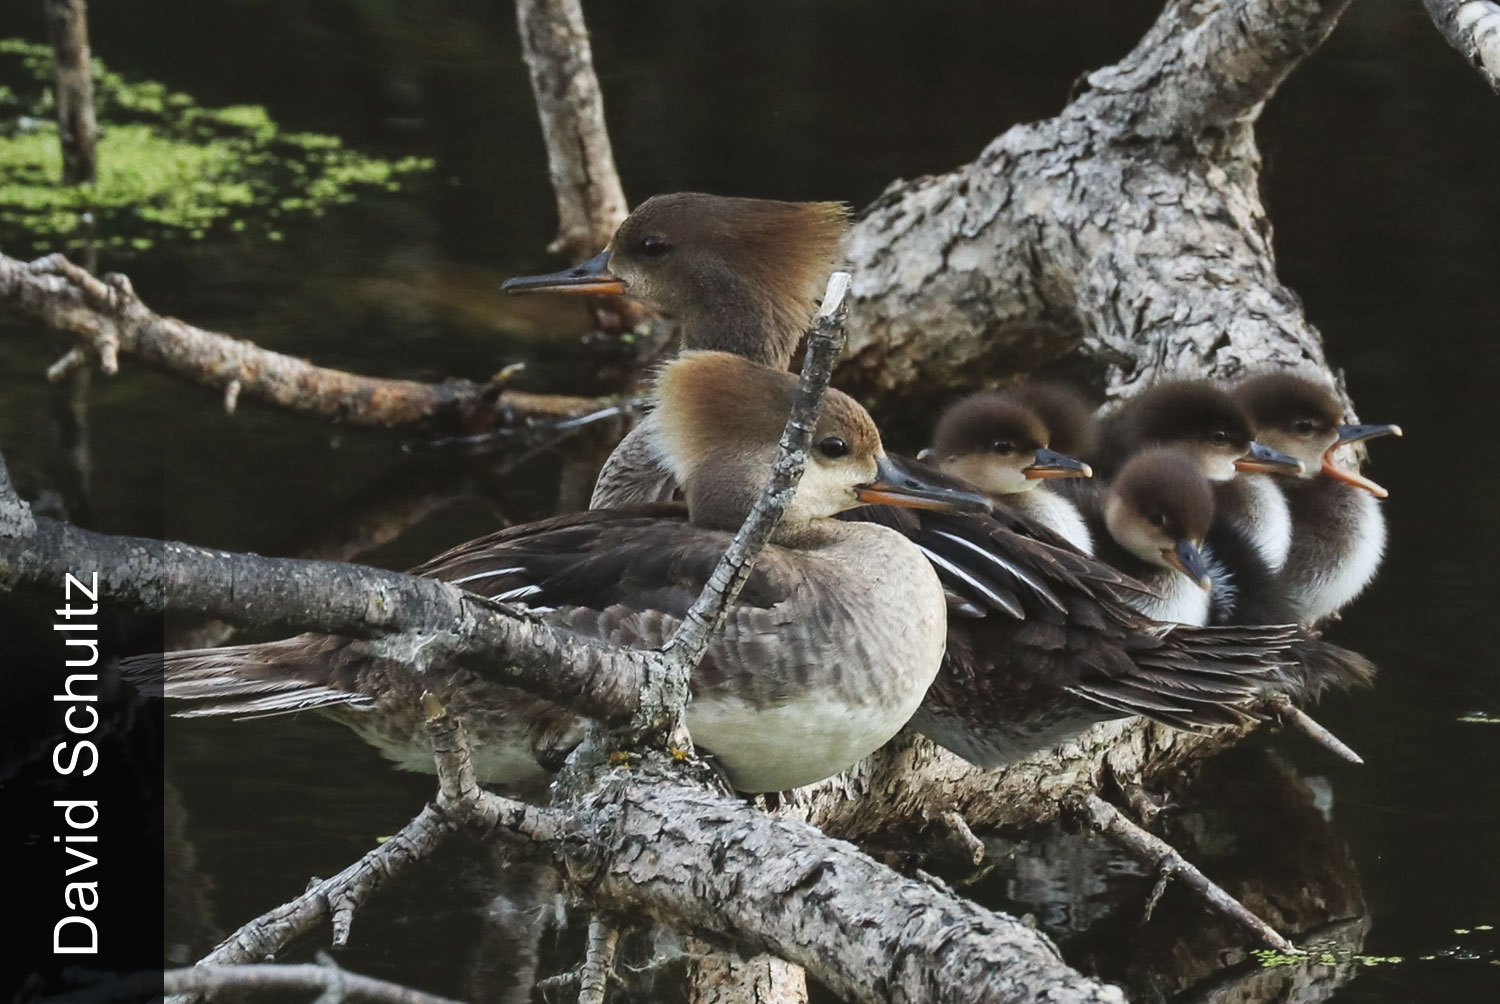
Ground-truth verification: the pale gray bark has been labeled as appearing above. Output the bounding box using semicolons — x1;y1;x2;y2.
514;0;630;259
1424;0;1500;93
839;0;1352;405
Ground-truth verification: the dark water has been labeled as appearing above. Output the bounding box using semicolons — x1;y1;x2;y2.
1;0;1497;1000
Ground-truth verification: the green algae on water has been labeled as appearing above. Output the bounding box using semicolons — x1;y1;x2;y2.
0;38;433;255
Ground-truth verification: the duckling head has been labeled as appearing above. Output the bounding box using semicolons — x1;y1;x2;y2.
1104;447;1215;590
929;392;1091;497
650;351;989;536
1114;381;1302;481
1005;381;1100;463
1233;372;1402;498
504;193;849;368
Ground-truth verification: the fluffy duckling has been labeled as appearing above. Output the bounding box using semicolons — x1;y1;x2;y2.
1233;373;1401;624
928;390;1095;553
140;352;989;794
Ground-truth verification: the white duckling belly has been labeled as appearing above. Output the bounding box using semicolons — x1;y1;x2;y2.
1015;488;1094;555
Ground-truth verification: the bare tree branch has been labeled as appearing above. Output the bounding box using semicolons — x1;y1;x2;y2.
0;252;603;436
1424;0;1500;93
514;0;629;259
164;961;467;1004
44;0;98;185
201;804;454;964
1077;0;1354;138
1065;793;1294;952
838;0;1355;405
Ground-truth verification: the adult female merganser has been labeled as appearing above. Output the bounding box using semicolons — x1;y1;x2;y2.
927;390;1095;553
1231;373;1402;625
144;351;989;794
503;193;849;508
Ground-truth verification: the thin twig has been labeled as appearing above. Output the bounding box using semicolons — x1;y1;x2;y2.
1265;695;1364;765
164;961;466;1004
199;804;456;965
1067;793;1294;951
644;271;852;738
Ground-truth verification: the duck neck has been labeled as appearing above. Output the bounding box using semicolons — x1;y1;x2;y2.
676;283;808;369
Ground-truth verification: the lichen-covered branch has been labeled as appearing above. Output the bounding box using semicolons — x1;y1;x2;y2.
514;0;629;259
1424;0;1500;93
0;252;601;435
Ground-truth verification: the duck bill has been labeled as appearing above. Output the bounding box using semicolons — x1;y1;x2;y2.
500;249;627;295
1323;423;1402;498
854;454;992;514
1235;440;1304;476
1023;447;1093;480
1162;539;1213;591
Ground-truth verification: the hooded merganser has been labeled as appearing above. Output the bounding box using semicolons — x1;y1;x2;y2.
927;390;1095;554
1232;373;1401;625
508;196;1297;766
1005;380;1102;465
1097;380;1304;576
1077;448;1218;626
145;351;990;794
503;193;850;508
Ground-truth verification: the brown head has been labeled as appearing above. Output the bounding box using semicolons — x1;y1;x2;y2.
1107;381;1303;482
1104;448;1216;589
929;392;1092;497
649;352;988;537
503;193;850;369
1006;381;1100;462
1232;372;1402;497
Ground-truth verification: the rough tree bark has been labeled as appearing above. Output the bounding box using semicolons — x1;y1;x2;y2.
0;252;602;435
837;0;1351;406
1424;0;1500;94
43;0;97;185
514;0;630;259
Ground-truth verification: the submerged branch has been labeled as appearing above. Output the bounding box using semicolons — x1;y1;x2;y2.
1066;793;1295;952
0;252;601;436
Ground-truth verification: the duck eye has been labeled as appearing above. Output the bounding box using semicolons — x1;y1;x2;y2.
639;234;672;258
989;440;1014;455
1151;513;1168;529
1209;430;1230;445
1292;419;1316;434
816;437;849;459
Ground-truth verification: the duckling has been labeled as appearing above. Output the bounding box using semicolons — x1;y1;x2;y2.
139;352;989;794
1097;380;1304;575
503;193;850;508
1232;373;1401;625
1006;380;1101;465
1081;448;1218;626
928;390;1095;553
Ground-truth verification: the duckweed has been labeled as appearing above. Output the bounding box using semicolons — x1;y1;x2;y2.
0;38;433;255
